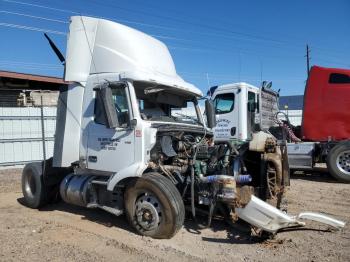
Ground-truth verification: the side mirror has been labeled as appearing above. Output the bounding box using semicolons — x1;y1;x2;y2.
99;87;119;128
262;81;272;89
205;99;216;128
130;119;137;128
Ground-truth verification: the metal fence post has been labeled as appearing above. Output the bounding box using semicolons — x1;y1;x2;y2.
40;95;46;175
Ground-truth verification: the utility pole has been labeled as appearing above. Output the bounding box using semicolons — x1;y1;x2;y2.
306;44;310;76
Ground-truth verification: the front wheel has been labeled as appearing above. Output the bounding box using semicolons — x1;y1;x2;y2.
327;141;350;183
124;173;185;239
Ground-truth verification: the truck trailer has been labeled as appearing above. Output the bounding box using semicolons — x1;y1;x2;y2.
21;16;344;239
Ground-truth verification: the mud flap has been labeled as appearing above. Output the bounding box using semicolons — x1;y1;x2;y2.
236;196;345;233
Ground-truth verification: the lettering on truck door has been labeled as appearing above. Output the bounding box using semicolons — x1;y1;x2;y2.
87;84;135;172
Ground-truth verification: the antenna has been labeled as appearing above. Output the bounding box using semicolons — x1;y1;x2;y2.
44;33;65;65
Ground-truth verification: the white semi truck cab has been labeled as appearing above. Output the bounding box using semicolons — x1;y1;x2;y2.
209;82;279;141
21;16;344;239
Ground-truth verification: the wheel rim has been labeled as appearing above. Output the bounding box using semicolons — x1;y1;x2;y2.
267;162;279;199
336;150;350;176
24;171;36;198
135;192;162;231
266;162;282;209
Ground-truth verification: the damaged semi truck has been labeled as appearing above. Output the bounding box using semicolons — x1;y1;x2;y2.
22;16;345;239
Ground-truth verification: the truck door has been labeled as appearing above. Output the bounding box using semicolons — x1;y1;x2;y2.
212;90;239;140
247;90;259;138
87;83;135;172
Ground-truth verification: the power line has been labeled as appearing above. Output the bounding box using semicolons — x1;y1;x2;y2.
2;0;79;14
0;0;326;51
0;21;300;61
86;0;290;45
0;3;291;47
0;65;62;71
86;0;350;56
2;2;348;77
0;60;62;68
0;10;68;24
313;58;350;68
3;0;348;57
1;11;205;44
5;18;338;67
0;60;306;81
179;71;305;81
0;22;67;35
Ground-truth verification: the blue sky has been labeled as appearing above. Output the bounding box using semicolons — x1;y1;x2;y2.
1;0;349;95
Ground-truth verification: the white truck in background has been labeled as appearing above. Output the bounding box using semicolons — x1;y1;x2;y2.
209;82;279;142
21;16;344;240
210;75;350;183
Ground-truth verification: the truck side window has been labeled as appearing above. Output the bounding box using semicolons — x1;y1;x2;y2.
248;91;256;112
213;93;235;114
111;87;130;127
94;86;130;128
329;73;350;84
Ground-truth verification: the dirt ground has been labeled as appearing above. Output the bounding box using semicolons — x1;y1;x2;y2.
0;168;349;262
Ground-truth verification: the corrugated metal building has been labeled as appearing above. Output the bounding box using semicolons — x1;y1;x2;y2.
0;71;65;167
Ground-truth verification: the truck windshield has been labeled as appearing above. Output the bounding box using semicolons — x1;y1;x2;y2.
135;84;201;125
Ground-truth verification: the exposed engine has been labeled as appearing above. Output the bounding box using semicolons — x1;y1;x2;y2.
146;127;267;226
57;126;285;230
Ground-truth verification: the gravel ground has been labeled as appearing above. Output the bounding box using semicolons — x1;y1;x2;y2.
0;169;349;262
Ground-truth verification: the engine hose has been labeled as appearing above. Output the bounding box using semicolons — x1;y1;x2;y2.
274;111;301;142
199;174;235;183
236;174;252;184
190;146;198;220
190;165;196;219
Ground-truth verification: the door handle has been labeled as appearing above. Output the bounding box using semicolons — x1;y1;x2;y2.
231;127;236;136
88;156;97;162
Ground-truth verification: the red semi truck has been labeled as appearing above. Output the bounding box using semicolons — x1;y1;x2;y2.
285;66;350;182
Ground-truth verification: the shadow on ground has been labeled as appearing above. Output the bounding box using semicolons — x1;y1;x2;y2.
17;197;133;232
291;169;339;183
17;196;260;244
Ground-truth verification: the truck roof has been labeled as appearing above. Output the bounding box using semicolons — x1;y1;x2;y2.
208;82;258;95
64;16;202;97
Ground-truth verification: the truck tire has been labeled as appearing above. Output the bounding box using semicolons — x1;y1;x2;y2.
327;141;350;183
22;162;50;208
124;173;185;239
